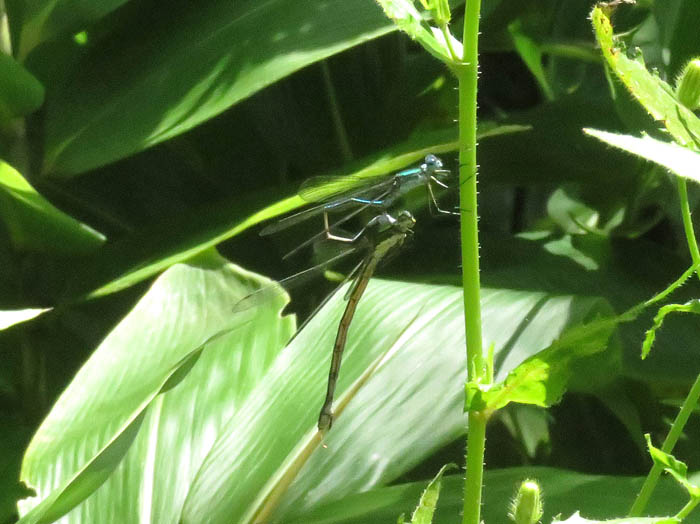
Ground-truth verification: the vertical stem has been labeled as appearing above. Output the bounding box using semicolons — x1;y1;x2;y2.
677;178;700;270
629;178;700;517
459;1;485;524
460;0;484;386
629;371;700;516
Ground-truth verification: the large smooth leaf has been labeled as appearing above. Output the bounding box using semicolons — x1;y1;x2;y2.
282;468;700;524
62;124;526;300
19;251;294;522
0;160;103;254
20;258;612;523
41;1;398;176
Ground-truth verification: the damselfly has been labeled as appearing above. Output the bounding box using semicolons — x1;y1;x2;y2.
260;154;452;259
241;209;416;431
316;209;415;431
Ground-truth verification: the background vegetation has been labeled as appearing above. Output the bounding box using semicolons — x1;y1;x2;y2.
2;0;700;522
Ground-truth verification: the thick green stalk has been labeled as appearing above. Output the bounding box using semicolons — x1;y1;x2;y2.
459;1;486;524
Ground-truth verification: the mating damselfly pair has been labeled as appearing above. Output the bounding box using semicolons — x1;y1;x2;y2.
256;154;456;431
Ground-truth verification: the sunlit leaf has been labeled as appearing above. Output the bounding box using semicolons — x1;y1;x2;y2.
584;129;700;185
0;160;104;254
42;1;398;176
0;308;51;330
21;257;610;523
590;7;700;148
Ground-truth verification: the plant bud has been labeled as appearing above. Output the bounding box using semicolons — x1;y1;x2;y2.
509;479;543;524
676;58;700;110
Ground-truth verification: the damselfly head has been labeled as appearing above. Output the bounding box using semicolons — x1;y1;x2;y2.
423;154;443;170
423;154;451;181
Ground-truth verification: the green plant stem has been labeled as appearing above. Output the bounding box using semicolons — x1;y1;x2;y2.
463;412;487;524
677;178;700;272
676;496;700;520
629;371;700;516
459;1;485;524
628;179;700;516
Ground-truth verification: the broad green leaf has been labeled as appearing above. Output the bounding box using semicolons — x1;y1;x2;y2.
0;308;50;330
645;434;700;498
15;0;132;59
0;160;104;254
407;464;456;524
283;467;700;524
590;7;700;148
19;252;294;522
642;300;700;358
465;311;617;412
584;129;700;185
41;1;398;176
24;259;610;522
0;53;44;120
552;512;678;524
63;123;527;299
182;285;610;523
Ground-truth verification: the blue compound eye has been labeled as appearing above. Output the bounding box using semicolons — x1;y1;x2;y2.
424;154;442;169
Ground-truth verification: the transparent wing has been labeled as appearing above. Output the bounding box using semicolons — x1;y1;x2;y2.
260;178;395;237
298;175;392;203
231;242;366;316
259;200;338;236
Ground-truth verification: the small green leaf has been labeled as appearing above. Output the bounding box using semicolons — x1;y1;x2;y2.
374;0;460;63
509;20;554;101
642;300;700;359
407;464;456;524
0;161;104;254
645;434;700;498
0;53;44;120
466;313;618;412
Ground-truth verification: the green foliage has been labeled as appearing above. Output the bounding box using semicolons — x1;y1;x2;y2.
2;0;700;523
551;513;678;524
0;53;44;121
465;308;618;412
645;434;700;499
642;300;700;359
403;464;456;524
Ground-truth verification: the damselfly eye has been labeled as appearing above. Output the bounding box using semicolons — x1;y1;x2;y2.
424;154;443;169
